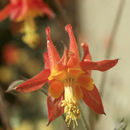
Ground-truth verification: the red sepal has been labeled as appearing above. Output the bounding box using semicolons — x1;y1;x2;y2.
10;1;22;21
16;69;50;92
81;85;105;114
81;59;118;72
11;0;18;4
0;4;11;21
47;94;64;125
37;1;55;19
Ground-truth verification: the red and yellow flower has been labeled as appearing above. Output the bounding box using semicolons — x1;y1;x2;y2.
0;0;54;21
0;0;55;48
15;24;118;127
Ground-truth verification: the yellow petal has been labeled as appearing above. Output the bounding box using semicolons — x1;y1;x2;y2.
48;80;64;98
77;74;94;91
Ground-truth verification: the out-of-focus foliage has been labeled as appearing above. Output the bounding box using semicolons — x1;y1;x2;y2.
0;0;79;130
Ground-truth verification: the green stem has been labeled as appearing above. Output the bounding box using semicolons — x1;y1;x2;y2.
79;104;89;130
88;0;126;130
100;0;126;96
0;89;12;130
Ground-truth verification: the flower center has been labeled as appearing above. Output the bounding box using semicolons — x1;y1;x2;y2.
61;78;80;128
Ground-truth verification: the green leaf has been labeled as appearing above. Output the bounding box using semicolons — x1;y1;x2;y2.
6;80;24;93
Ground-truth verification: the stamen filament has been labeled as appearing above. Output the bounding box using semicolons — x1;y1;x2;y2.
61;78;80;128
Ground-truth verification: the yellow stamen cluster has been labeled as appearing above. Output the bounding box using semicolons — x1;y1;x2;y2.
20;18;40;48
61;79;80;128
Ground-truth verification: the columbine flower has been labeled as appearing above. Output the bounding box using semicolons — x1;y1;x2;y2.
14;24;118;128
0;0;55;48
0;0;54;21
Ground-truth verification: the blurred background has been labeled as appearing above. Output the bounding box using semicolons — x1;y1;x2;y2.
0;0;129;130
